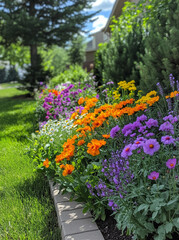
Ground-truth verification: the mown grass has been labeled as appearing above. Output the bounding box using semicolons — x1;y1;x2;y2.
0;82;21;88
0;84;61;240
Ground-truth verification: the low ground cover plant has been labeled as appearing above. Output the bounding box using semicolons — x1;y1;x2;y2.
30;75;179;240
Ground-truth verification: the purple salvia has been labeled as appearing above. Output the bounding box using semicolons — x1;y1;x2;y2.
156;82;164;96
176;80;179;91
166;98;172;112
169;74;175;89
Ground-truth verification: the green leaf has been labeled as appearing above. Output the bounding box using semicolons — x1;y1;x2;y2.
167;198;178;206
134;204;149;213
173;218;179;229
152;211;158;219
164;222;173;234
157;225;166;239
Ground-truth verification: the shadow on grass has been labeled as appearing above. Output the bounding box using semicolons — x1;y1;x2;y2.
15;174;61;240
0;95;38;141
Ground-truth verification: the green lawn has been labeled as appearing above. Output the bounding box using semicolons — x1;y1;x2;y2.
0;84;61;240
0;82;21;88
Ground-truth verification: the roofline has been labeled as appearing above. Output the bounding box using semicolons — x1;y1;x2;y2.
104;0;120;32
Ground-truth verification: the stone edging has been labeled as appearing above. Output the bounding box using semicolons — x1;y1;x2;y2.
49;180;105;240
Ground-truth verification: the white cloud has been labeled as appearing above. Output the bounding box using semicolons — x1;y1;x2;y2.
90;15;108;34
91;0;115;11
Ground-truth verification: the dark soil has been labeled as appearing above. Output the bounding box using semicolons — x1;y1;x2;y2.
96;210;179;240
96;210;132;240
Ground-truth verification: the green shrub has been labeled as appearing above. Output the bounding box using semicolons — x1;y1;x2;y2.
94;1;145;87
139;0;179;93
50;65;88;87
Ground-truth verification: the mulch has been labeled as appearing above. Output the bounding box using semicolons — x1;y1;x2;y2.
95;210;132;240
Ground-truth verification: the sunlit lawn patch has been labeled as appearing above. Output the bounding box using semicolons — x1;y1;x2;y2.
0;85;61;240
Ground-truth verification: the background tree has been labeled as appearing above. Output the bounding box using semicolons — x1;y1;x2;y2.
0;42;30;68
40;46;69;77
139;0;179;93
68;35;86;66
0;0;96;93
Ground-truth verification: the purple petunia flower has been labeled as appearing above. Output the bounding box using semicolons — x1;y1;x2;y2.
137;114;147;122
122;123;134;136
143;139;160;156
166;158;177;169
132;138;145;150
161;135;175;145
148;171;159;180
106;81;114;85
138;126;147;133
146;118;158;128
130;133;136;137
146;133;155;137
121;144;133;158
159;121;174;135
110;125;120;138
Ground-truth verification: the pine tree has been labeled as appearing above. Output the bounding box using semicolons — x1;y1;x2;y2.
94;22;144;87
68;35;86;66
0;0;96;92
139;0;179;93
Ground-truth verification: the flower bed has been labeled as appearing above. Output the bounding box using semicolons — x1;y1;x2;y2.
30;76;179;240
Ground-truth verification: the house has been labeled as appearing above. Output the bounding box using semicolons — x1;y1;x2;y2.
83;0;139;71
83;29;109;71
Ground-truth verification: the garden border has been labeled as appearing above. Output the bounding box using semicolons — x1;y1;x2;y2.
49;180;105;240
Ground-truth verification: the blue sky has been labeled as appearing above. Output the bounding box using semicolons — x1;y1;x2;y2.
84;0;116;35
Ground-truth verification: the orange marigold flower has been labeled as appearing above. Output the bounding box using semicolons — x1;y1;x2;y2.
77;140;85;146
92;120;104;128
72;135;78;140
55;153;67;162
62;164;75;176
87;139;106;156
78;97;85;105
70;112;78;120
165;91;179;99
52;89;59;96
102;134;110;139
147;96;159;106
73;119;83;125
60;164;65;169
62;138;75;150
43;158;50;168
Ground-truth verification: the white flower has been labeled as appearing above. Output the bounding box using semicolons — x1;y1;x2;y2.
49;138;54;143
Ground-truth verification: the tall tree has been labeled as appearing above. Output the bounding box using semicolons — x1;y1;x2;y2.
0;0;96;92
139;0;179;93
68;34;86;66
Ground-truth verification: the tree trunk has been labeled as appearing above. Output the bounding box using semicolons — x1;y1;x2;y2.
29;1;37;69
30;44;37;69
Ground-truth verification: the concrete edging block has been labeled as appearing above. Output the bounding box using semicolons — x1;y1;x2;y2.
49;180;105;240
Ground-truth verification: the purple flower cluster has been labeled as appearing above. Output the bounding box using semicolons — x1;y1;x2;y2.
110;125;120;138
121;115;159;138
86;150;134;212
40;83;93;120
86;180;113;198
120;113;178;158
101;151;134;194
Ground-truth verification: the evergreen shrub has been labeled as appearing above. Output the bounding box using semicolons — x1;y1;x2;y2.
50;65;88;88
